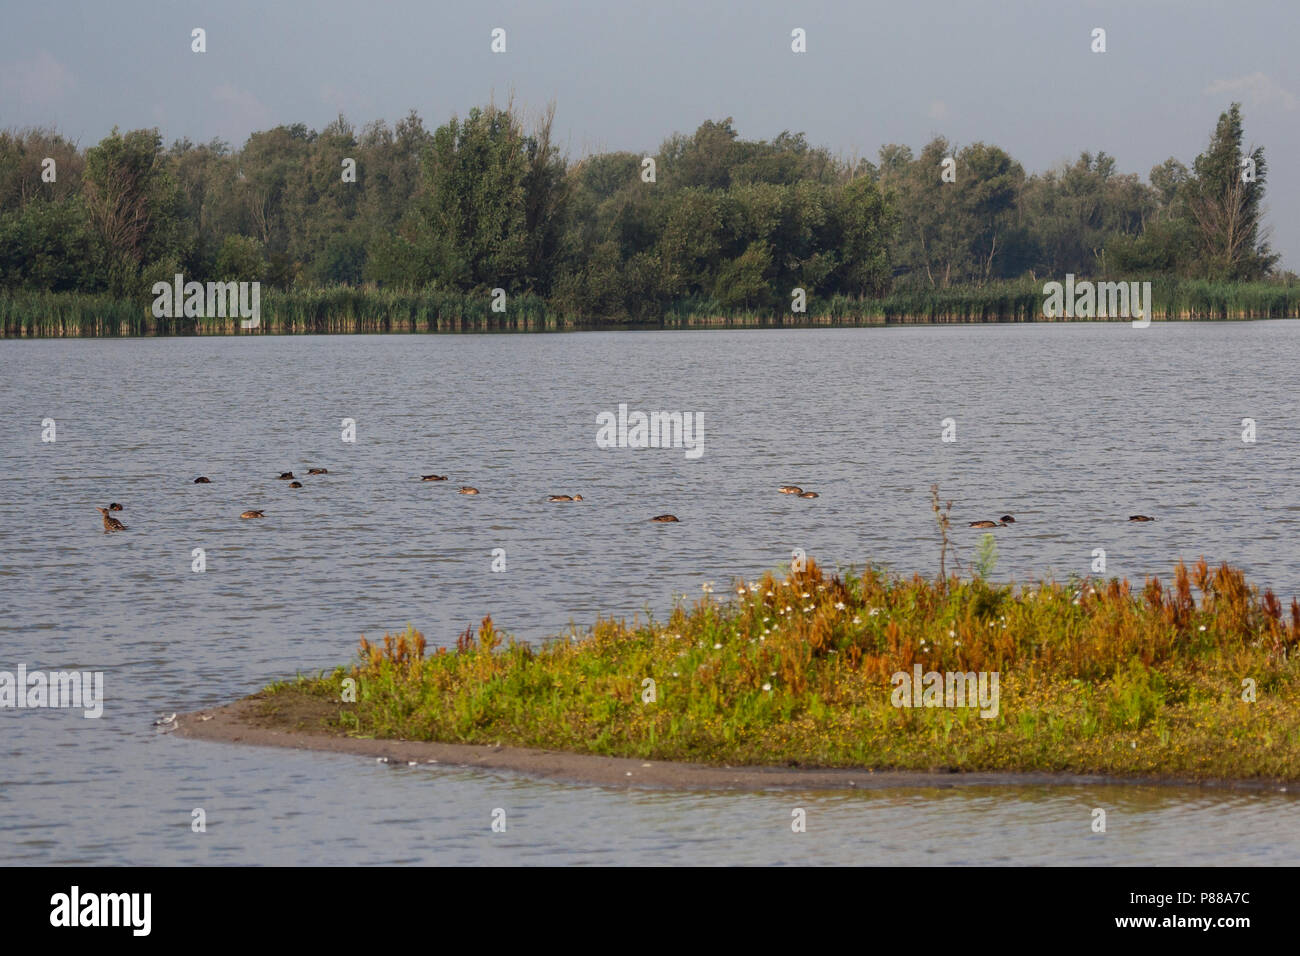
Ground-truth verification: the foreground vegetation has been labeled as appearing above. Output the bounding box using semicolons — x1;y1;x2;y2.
260;556;1300;781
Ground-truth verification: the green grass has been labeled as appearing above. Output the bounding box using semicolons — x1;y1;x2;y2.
0;287;570;336
663;277;1300;325
259;556;1300;781
4;277;1299;336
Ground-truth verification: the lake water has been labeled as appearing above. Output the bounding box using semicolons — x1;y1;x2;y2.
2;322;1299;865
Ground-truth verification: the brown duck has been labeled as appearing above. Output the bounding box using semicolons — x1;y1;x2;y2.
240;510;265;519
651;514;679;523
307;468;328;475
277;472;295;480
421;474;448;482
459;486;479;495
194;476;211;484
108;502;123;511
1129;515;1155;522
289;481;303;488
548;494;583;502
96;507;126;532
797;491;819;498
778;485;802;495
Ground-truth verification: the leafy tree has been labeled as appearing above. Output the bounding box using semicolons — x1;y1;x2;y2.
0;102;1284;307
830;175;894;296
713;240;775;310
1183;103;1276;279
1022;151;1154;277
0;128;84;208
417;104;533;289
882;137;969;288
0;197;96;291
215;234;264;281
82;128;185;294
313;233;366;285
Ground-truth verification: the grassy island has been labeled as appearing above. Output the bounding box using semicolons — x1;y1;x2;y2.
250;556;1300;783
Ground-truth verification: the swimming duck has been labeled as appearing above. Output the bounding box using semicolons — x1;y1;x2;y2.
651;514;680;522
108;502;123;511
969;519;1002;529
421;474;448;481
798;491;819;498
289;481;303;488
548;494;583;502
459;486;479;495
240;510;265;519
277;472;295;480
779;485;803;495
194;476;211;484
307;468;328;475
96;507;127;532
1129;515;1155;522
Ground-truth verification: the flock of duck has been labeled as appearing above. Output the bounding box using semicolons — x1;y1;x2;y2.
778;485;820;499
93;472;1153;533
91;465;622;530
963;513;1154;529
419;473;478;494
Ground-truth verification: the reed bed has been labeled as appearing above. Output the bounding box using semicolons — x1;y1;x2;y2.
261;556;1300;780
0;288;573;336
665;278;1300;325
4;279;1299;337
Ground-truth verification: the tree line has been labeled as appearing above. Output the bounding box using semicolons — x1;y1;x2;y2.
0;101;1282;319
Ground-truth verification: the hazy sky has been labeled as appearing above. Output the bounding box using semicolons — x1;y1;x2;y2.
4;0;1297;266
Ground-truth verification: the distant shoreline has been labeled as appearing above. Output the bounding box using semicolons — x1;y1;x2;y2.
175;694;1295;793
3;312;1295;338
4;278;1298;337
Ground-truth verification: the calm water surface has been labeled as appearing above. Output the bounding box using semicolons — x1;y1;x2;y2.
2;323;1298;864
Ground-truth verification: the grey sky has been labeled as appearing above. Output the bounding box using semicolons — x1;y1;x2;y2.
4;0;1296;267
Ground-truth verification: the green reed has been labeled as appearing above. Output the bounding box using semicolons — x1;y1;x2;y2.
4;278;1299;337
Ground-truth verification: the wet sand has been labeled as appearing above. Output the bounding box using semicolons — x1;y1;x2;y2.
175;695;1295;793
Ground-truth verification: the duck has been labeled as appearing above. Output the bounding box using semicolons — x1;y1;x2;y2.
1129;515;1155;522
969;519;1002;529
651;514;680;523
108;502;123;511
459;486;479;495
797;491;819;498
548;494;583;502
240;510;265;519
193;476;211;484
420;474;448;482
289;481;303;488
307;468;328;475
999;515;1015;524
277;472;295;480
778;485;803;495
96;507;127;532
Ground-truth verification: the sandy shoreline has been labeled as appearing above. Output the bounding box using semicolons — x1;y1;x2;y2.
175;696;1295;793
